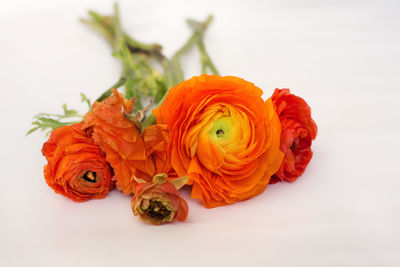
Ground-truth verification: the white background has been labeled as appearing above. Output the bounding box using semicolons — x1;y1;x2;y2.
1;0;400;266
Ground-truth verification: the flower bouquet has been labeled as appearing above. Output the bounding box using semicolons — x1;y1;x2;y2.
29;3;317;225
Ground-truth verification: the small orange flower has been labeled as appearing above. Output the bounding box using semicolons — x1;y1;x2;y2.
131;174;189;225
154;75;284;208
82;89;170;195
270;89;317;183
42;123;114;201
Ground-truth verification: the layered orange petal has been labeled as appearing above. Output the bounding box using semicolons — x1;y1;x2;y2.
82;90;172;195
82;89;152;194
42;123;114;201
154;75;284;208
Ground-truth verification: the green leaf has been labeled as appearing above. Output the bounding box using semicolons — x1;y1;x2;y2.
80;93;91;109
62;104;81;118
27;116;79;136
26;126;40;136
27;95;87;136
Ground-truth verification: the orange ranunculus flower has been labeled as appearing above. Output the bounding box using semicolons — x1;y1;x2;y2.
82;89;169;195
42;123;114;202
270;89;317;183
153;75;284;208
131;174;188;225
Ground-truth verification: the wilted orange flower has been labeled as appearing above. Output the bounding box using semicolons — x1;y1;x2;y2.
153;75;284;208
142;123;171;176
270;89;317;183
131;174;189;225
82;89;170;195
42;123;114;201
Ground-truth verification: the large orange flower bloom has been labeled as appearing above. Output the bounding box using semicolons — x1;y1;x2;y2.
153;75;284;208
270;89;317;183
42;123;114;201
82;89;169;195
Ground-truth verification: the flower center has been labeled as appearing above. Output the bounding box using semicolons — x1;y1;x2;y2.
146;200;171;220
290;137;300;151
209;117;232;140
82;171;97;183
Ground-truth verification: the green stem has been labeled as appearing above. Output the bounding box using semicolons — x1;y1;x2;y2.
83;4;169;105
83;9;218;129
80;18;115;48
113;3;123;42
170;32;199;83
96;66;130;102
164;15;214;87
197;39;219;75
124;34;164;61
142;15;215;128
187;16;219;75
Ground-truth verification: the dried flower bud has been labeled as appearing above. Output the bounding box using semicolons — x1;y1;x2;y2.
131;174;188;225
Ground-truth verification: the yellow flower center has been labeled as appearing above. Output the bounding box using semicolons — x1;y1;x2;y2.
209;116;233;141
185;103;255;173
82;171;97;183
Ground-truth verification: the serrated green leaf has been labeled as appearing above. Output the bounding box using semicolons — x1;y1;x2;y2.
27;94;87;136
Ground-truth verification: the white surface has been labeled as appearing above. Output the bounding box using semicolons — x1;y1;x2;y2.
1;0;400;266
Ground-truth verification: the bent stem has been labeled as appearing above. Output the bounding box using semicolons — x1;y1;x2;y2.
142;15;217;128
187;16;219;75
96;64;130;102
82;3;164;109
167;15;216;86
83;6;217;129
197;38;219;75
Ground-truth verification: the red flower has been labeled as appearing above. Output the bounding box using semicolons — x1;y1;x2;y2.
270;89;317;183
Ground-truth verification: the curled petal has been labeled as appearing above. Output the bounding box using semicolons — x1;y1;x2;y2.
131;174;189;225
82;90;158;195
